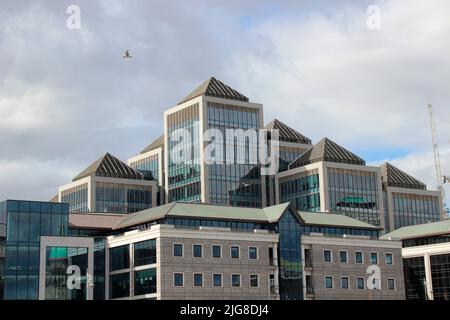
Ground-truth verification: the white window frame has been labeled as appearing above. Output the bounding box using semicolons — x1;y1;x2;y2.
324;276;334;289
249;274;259;288
339;250;348;263
355;251;364;264
230;245;240;259
385;252;394;265
192;244;203;258
231;273;241;288
323;249;333;263
356;277;365;290
248;246;258;260
173;272;184;287
193;273;204;287
341;276;349;289
387;278;396;291
212;245;222;258
212;273;223;287
370;251;379;264
173;243;184;257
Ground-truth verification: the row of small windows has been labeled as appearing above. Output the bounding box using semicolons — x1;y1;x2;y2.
324;276;396;291
323;250;394;265
174;273;260;288
173;244;258;260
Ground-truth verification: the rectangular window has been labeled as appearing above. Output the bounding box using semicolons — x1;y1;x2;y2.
110;245;130;271
388;279;396;290
193;244;202;258
134;239;156;267
357;278;365;289
231;246;240;259
386;253;393;265
370;252;378;264
110;273;130;299
355;251;363;264
213;274;222;287
194;273;203;287
325;277;333;289
212;245;221;258
134;268;156;296
341;277;349;289
250;275;259;288
174;273;184;287
173;244;183;257
323;250;332;262
249;247;258;260
339;251;348;263
232;274;241;287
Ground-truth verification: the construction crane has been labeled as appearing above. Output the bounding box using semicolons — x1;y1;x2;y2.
428;104;447;217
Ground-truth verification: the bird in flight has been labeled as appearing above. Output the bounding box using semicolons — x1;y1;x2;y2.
122;49;133;59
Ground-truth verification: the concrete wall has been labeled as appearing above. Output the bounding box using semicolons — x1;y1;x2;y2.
302;235;405;300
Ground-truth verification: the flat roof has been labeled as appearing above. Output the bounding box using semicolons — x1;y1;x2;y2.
380;219;450;240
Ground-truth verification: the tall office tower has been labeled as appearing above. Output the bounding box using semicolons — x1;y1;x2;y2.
128;134;165;206
381;162;443;232
264;119;312;206
276;137;385;227
164;77;266;207
58;153;157;214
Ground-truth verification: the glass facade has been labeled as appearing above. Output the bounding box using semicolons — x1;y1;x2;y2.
1;200;68;300
328;168;380;226
430;254;450;300
45;246;88;300
167;103;201;202
403;257;426;300
207;102;262;208
95;182;152;214
301;225;379;238
279;146;308;172
109;245;130;272
279;172;320;212
134;268;156;296
130;154;160;183
110;273;129;299
61;184;89;213
392;193;441;229
134;239;156;266
403;234;450;248
277;210;303;300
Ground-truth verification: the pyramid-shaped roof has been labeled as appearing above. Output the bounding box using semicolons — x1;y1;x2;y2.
73;153;144;182
381;162;426;190
178;77;249;105
140;134;164;154
265;119;311;144
289;137;365;168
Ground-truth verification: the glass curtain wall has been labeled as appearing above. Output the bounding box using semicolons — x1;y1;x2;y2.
393;193;441;229
279;171;320;212
45;246;88;300
276;210;303;300
61;184;89;213
207;102;262;208
328;168;380;226
2;201;68;300
403;257;426;300
95;182;152;214
129;154;160;182
167;103;201;202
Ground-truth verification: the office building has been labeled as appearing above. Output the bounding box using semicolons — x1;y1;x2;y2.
128;134;165;206
381;220;450;300
380;162;443;232
58;153;157;214
276;138;384;227
162;77;266;208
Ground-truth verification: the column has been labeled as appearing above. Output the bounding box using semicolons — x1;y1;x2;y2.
424;254;434;300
